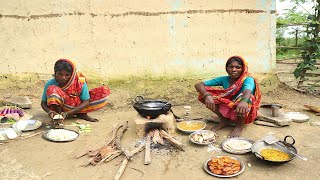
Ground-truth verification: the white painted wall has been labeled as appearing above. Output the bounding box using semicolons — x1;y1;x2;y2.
0;0;276;78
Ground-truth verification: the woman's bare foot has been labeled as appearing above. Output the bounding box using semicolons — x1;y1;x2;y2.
77;113;99;122
228;123;244;138
211;118;230;131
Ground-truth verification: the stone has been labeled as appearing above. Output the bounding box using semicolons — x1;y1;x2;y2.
257;107;292;126
5;96;32;109
310;121;320;127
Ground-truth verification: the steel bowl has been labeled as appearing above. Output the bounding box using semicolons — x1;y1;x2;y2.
177;120;206;134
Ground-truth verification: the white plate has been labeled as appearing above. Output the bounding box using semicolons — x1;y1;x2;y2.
189;130;219;145
0;128;22;141
204;156;245;178
12;119;42;131
43;129;79;142
285;112;309;122
221;137;255;154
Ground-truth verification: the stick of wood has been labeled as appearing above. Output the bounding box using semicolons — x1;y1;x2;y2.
154;129;164;145
126;141;145;160
113;157;129;180
159;129;185;151
149;129;158;144
75;151;88;159
113;141;146;180
115;121;129;153
144;133;151;165
104;151;122;162
99;150;122;164
105;123;121;146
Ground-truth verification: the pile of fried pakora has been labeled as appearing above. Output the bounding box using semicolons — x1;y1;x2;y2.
207;156;241;175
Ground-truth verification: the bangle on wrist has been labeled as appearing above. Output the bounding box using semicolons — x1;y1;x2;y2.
48;110;54;114
203;92;212;100
240;98;251;103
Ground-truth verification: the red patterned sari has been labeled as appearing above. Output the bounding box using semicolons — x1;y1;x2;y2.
198;56;261;124
46;59;110;113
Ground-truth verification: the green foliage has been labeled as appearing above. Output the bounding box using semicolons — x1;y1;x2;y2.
277;0;320;80
277;8;308;25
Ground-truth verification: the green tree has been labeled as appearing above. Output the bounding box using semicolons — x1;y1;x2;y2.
280;0;320;84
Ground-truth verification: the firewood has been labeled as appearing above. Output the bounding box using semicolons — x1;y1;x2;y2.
115;121;129;154
125;141;145;160
99;150;122;164
153;129;164;145
159;129;185;151
148;128;158;144
79;121;129;166
104;151;122;162
113;157;129;180
105;123;121;146
113;141;145;180
144;133;151;165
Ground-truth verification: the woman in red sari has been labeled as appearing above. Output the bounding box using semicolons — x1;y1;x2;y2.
41;59;110;122
195;56;261;137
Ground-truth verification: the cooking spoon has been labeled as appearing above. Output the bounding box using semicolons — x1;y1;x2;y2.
262;135;307;161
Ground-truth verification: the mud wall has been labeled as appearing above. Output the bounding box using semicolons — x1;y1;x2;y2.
0;0;276;78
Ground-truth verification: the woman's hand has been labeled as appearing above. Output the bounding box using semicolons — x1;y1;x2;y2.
236;101;249;116
48;111;57;119
61;112;68;119
205;96;215;111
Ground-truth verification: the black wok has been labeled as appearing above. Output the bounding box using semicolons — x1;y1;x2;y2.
251;135;297;163
133;96;172;119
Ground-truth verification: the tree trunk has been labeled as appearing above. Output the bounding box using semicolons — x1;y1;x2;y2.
295;29;298;46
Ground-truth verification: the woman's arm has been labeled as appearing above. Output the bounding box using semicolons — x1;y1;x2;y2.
41;100;57;119
236;89;252;115
64;100;90;117
194;82;215;111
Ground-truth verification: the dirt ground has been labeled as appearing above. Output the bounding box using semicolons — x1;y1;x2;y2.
0;73;320;180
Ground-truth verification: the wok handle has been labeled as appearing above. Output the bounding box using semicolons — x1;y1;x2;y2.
162;103;171;110
284;135;295;146
135;95;144;103
254;152;265;160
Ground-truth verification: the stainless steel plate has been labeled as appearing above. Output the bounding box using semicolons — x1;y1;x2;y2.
189;130;219;145
12;119;42;131
203;156;245;178
221;137;255;154
43;129;79;142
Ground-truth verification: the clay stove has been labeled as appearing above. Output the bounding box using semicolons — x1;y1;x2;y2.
133;111;176;137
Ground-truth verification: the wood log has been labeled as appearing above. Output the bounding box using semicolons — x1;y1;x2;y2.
125;141;145;160
106;123;123;146
100;150;122;164
144;133;151;165
159;129;185;151
153;129;164;145
113;157;129;180
104;151;122;162
113;141;146;180
115;121;129;153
